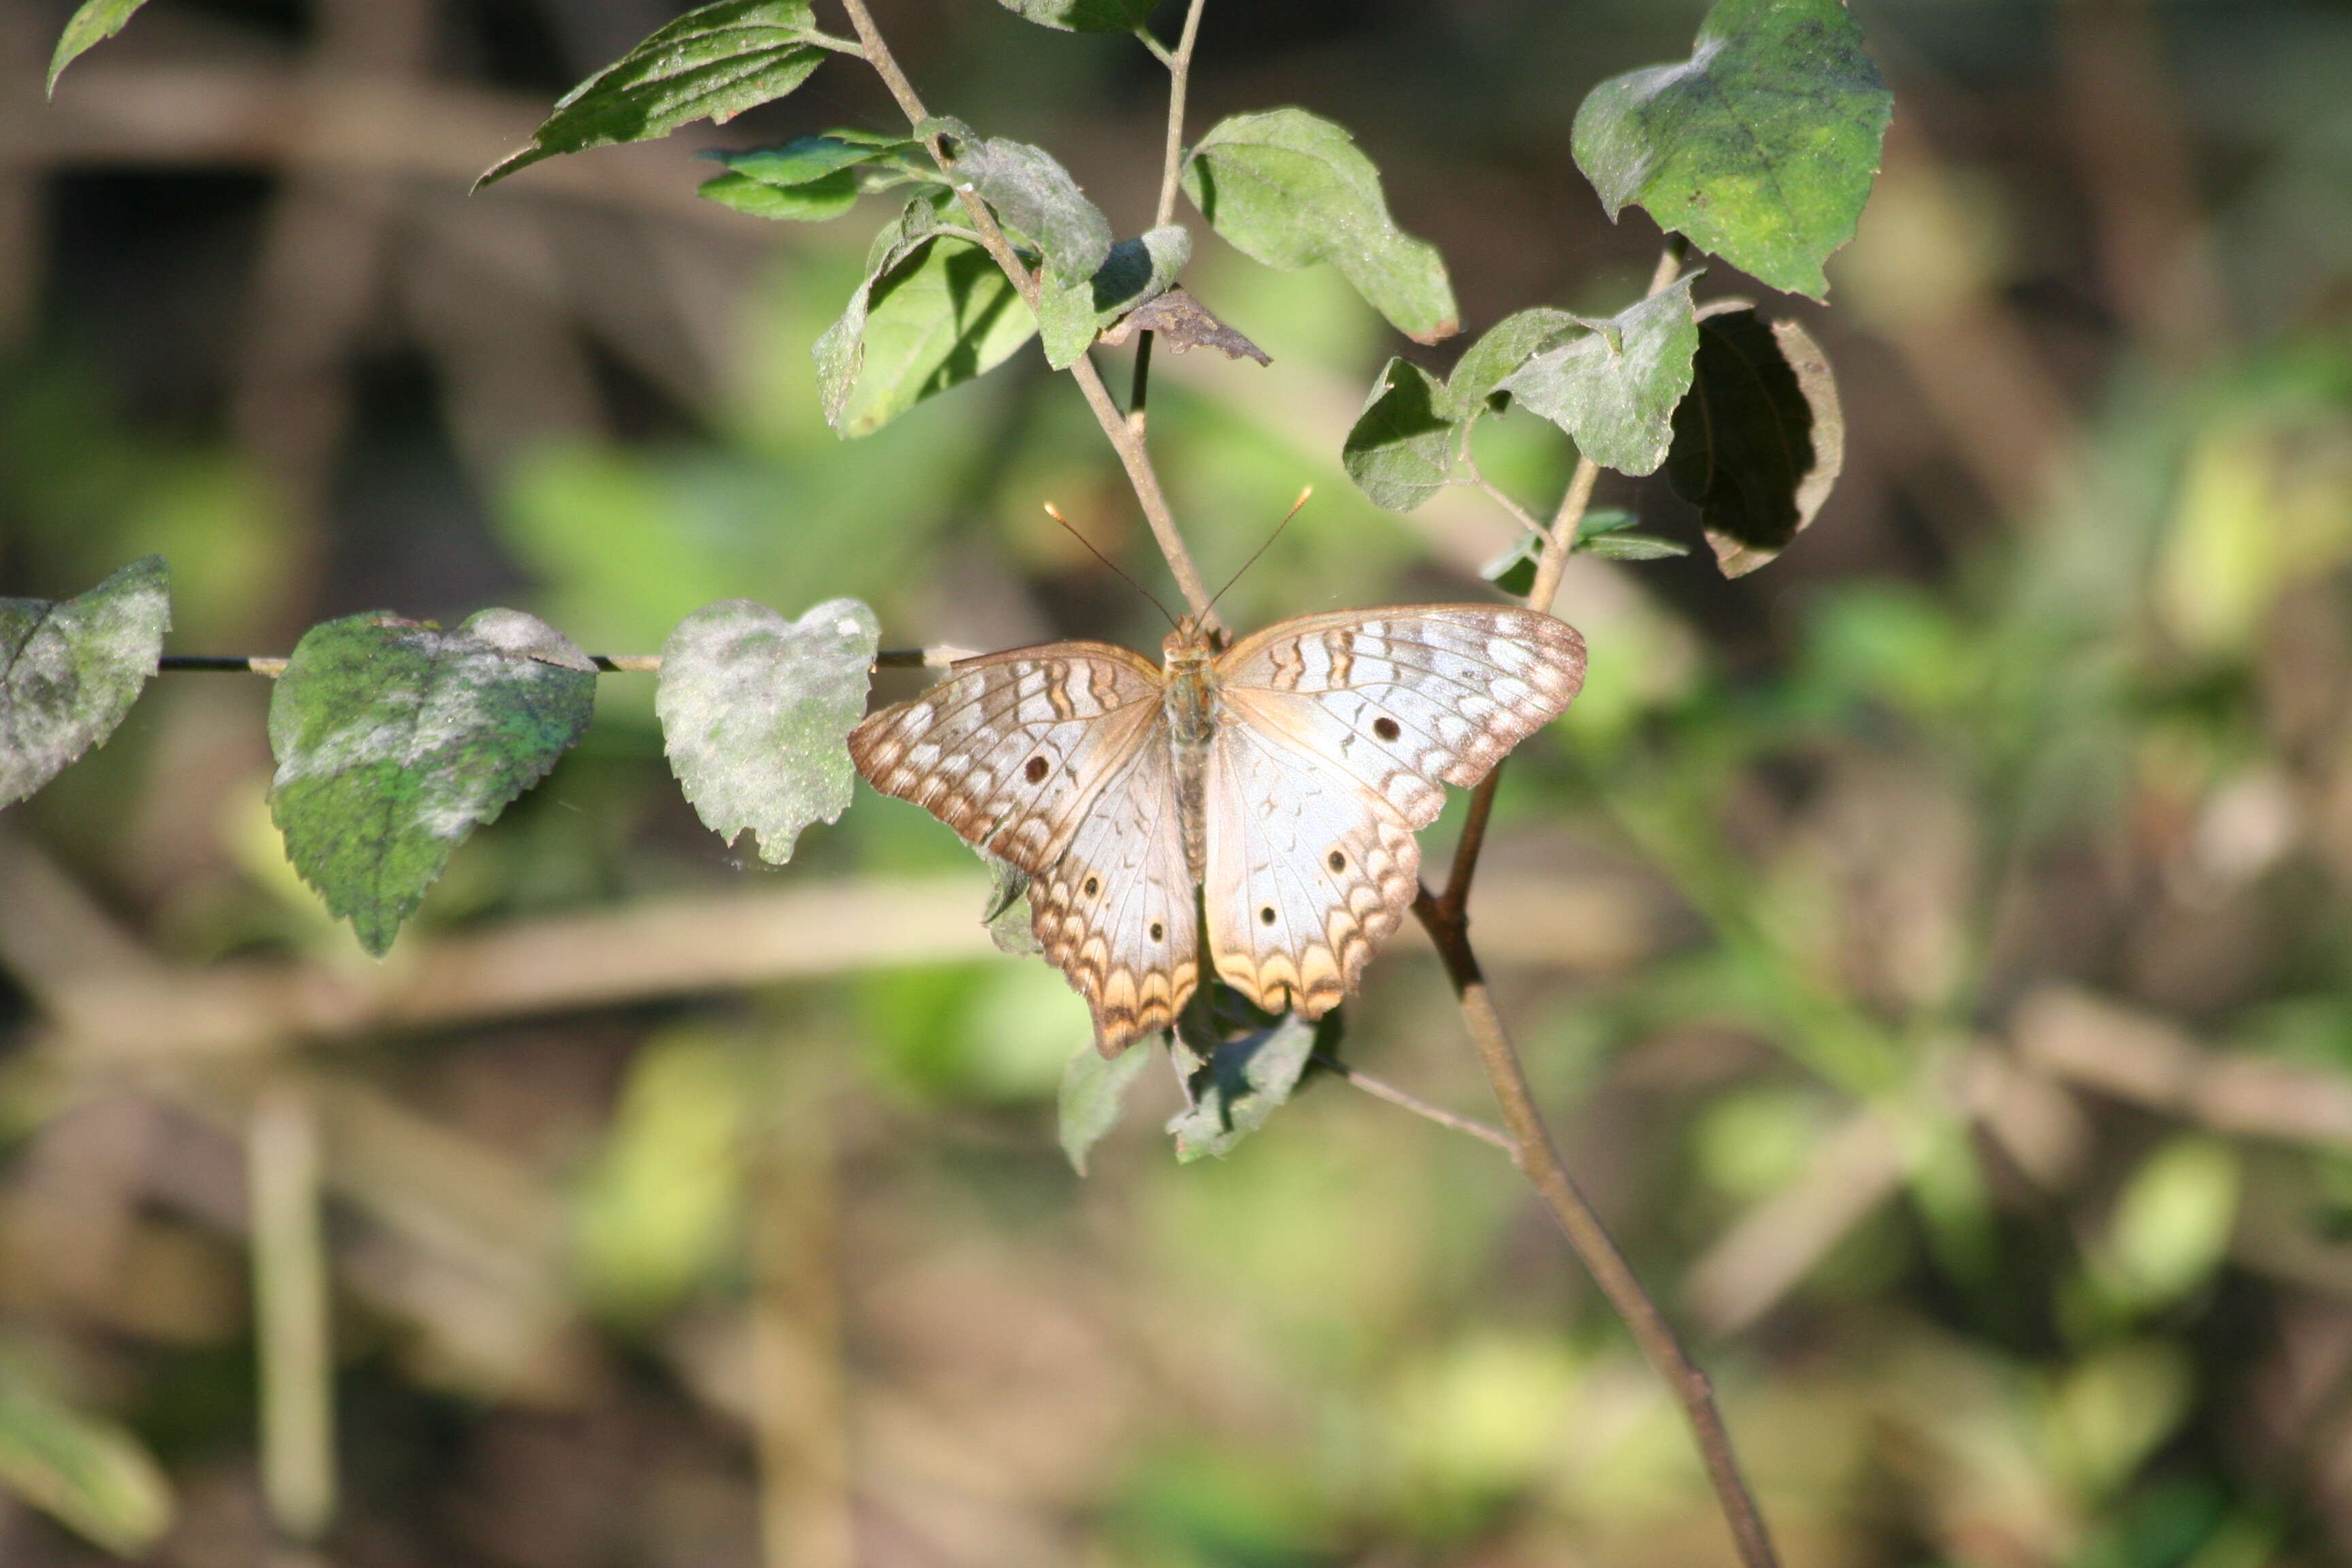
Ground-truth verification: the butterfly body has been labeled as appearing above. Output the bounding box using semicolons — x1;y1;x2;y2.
849;606;1587;1055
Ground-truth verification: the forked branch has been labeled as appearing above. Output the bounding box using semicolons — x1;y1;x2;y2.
832;0;1220;630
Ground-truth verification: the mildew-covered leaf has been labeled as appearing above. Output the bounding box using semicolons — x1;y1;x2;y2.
1446;307;1578;418
476;0;839;190
943;133;1113;283
1166;994;1325;1162
267;608;596;956
1037;225;1190;368
657;598;878;863
0;556;169;809
996;0;1156;31
1572;0;1892;300
1343;357;1456;512
1667;308;1843;575
1182;108;1459;344
1498;276;1699;475
46;0;152;95
1058;1035;1151;1175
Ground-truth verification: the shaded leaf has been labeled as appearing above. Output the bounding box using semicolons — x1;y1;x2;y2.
1446;307;1578;417
476;0;838;190
1572;0;1893;300
1343;357;1456;512
1097;287;1270;364
1037;225;1190;368
267;608;596;956
1167;1006;1323;1162
996;0;1156;31
1577;506;1640;542
657;598;878;863
1582;532;1690;561
979;853;1041;956
46;0;151;95
1480;532;1543;597
1497;276;1699;475
1058;1036;1152;1175
943;132;1113;282
698;168;860;220
1182;108;1459;343
1667;308;1843;575
0;555;170;809
0;1356;173;1556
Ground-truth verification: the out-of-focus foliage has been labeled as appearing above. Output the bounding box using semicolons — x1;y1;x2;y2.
6;1;2352;1565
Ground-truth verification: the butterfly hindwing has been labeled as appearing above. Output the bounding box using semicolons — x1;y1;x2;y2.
848;642;1163;875
1214;606;1586;830
1032;734;1201;1054
1203;715;1421;1017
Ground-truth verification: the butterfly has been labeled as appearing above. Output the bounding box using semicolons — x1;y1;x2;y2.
849;606;1586;1055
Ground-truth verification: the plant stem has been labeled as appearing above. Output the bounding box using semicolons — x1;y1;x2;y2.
1410;892;1782;1568
1416;233;1783;1568
250;1080;336;1548
1312;1053;1514;1153
832;0;1220;628
1152;0;1208;231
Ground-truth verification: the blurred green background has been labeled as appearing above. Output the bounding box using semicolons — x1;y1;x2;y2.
4;0;2352;1564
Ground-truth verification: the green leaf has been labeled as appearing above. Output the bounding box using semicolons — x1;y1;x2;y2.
1571;0;1893;300
1576;506;1639;541
1666;308;1844;576
1446;308;1578;418
1058;1037;1152;1175
267;608;596;956
697;167;861;220
1037;225;1191;370
814;192;954;429
657;598;877;863
0;555;170;809
819;216;1038;438
995;0;1156;31
1182;108;1460;344
1497;276;1699;475
979;853;1042;956
1580;532;1690;561
46;0;152;95
1343;357;1456;512
700;130;910;186
476;0;839;190
0;1354;173;1556
1479;532;1542;597
1166;997;1324;1162
943;133;1114;282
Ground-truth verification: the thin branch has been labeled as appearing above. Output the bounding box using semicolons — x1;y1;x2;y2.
1131;24;1175;69
831;0;1219;627
156;649;970;677
1312;1053;1514;1153
1152;0;1209;231
1411;890;1782;1568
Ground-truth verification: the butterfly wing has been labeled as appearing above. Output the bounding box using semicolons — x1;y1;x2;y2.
847;642;1164;875
1202;606;1586;1014
847;642;1196;1054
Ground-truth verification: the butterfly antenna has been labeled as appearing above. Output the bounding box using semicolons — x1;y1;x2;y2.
1043;503;1179;630
1205;485;1313;617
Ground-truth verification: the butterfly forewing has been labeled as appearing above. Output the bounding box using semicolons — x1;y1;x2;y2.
1213;607;1586;831
847;642;1162;875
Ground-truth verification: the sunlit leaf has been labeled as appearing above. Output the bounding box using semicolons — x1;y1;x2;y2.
1166;1000;1324;1162
1497;276;1699;475
1572;0;1892;299
834;238;1036;437
476;0;840;189
0;555;169;809
995;0;1156;31
267;608;596;956
1343;357;1456;512
942;131;1114;282
657;598;878;864
1038;225;1191;369
0;1356;173;1556
2102;1137;2240;1313
814;191;955;429
1666;308;1844;575
697;168;861;220
1058;1036;1153;1175
1183;108;1460;344
46;0;152;95
1446;307;1578;417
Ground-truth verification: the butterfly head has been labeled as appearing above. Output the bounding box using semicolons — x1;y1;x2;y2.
1162;614;1222;669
